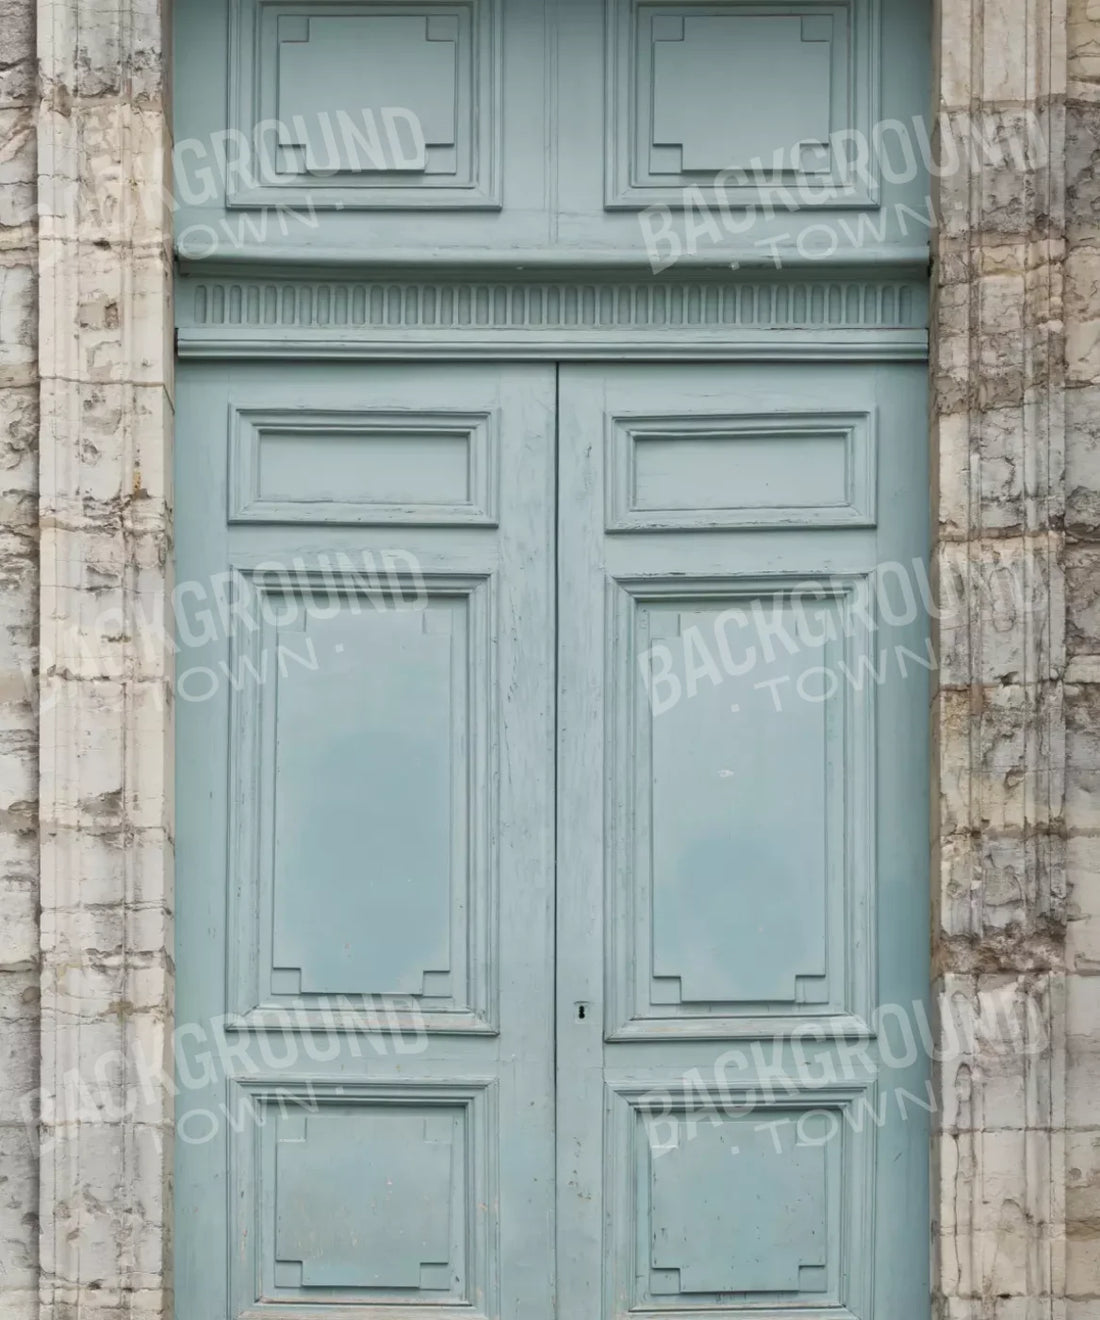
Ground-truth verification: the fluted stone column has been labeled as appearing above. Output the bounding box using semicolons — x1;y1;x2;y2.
0;0;40;1316
34;1;174;1316
1064;0;1100;1311
930;0;1080;1313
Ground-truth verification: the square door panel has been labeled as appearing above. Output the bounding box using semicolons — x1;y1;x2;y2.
605;576;875;1039
230;1080;496;1318
605;1080;874;1317
606;0;880;209
226;565;496;1033
229;0;501;207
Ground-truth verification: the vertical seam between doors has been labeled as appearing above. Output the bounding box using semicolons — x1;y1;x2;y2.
551;359;561;1320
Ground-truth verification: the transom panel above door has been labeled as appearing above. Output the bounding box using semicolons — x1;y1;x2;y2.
173;0;930;266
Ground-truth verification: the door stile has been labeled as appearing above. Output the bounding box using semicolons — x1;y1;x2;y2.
554;364;609;1319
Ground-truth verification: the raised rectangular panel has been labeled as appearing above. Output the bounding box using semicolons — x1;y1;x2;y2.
276;15;457;173
230;1080;496;1318
606;410;875;530
227;566;496;1033
606;0;880;209
606;577;874;1039
229;0;501;208
604;1080;874;1317
228;407;498;525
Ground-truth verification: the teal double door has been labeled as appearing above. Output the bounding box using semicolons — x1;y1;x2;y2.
175;360;929;1320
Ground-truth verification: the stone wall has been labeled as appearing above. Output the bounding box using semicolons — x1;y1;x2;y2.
0;0;1096;1317
1066;0;1100;1310
0;0;39;1316
930;0;1071;1312
24;1;175;1318
930;0;1100;1310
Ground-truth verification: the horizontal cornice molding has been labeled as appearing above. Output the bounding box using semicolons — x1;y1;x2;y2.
174;244;932;268
175;267;930;361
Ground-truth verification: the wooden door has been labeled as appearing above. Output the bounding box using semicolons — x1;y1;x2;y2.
175;358;929;1318
555;362;930;1318
175;362;558;1319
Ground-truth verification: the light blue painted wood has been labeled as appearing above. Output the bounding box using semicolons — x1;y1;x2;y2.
174;364;558;1320
173;7;932;1311
270;605;456;996
635;10;847;198
275;15;461;178
613;409;875;528
648;1118;826;1292
229;1079;496;1311
173;0;930;266
176;357;929;1320
228;407;496;524
173;270;931;361
600;575;873;1035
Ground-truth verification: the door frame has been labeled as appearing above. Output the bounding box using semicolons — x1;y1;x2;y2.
27;2;1075;1316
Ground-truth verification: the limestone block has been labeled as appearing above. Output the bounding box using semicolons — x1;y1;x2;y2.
936;681;1064;835
934;409;972;536
0;1122;38;1291
1066;100;1100;241
1069;0;1100;96
935;109;1055;240
935;973;1059;1131
1066;246;1100;385
1067;543;1100;658
0;107;35;231
0;0;35;108
1066;1134;1100;1297
1067;383;1100;534
0;880;36;969
0;977;38;1124
936;537;1063;686
0;263;35;386
937;1126;1057;1296
1066;975;1100;1128
1067;835;1100;972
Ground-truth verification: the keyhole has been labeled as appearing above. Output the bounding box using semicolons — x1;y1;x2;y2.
575;1003;588;1022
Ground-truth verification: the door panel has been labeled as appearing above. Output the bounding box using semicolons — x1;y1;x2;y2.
555;363;929;1319
174;363;558;1320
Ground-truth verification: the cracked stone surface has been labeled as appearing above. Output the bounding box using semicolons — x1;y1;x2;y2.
931;0;1099;1311
0;0;40;1315
1;2;174;1318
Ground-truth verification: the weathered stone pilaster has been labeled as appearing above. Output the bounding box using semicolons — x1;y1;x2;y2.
0;1;40;1318
34;2;174;1316
931;0;1076;1313
1064;0;1100;1312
